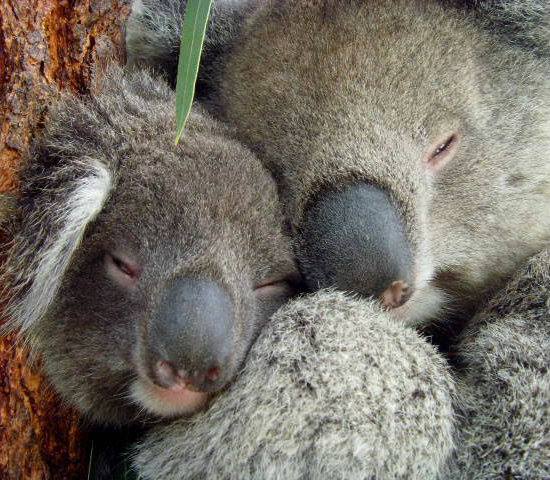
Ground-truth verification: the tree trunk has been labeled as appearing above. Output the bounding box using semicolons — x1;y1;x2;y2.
0;1;129;478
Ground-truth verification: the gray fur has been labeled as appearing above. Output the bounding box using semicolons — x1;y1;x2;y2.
1;65;297;425
131;250;550;480
448;249;550;479
125;0;254;88
447;0;550;56
126;0;550;327
133;290;457;480
124;3;550;477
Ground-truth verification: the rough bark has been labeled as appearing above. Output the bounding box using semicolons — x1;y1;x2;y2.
0;1;129;478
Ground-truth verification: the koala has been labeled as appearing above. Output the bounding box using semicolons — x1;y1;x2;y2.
132;291;458;480
1;65;298;426
126;0;550;328
127;250;549;480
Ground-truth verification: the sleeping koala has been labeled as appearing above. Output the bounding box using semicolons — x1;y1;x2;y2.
127;0;550;328
1;65;298;425
130;249;549;480
133;291;458;480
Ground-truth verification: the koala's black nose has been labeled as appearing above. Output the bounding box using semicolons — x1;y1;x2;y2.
149;278;234;392
299;183;414;308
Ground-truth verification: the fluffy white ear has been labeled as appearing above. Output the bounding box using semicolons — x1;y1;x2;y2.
4;161;112;333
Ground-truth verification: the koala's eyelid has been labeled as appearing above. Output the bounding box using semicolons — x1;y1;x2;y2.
424;132;460;172
254;270;303;296
113;256;138;277
106;252;142;283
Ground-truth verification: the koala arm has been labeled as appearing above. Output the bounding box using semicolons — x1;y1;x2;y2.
125;0;254;85
449;249;550;479
132;291;457;480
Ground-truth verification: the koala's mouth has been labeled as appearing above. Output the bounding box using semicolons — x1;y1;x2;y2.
130;377;210;418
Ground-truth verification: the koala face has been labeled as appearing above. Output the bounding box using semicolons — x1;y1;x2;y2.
3;67;298;425
213;0;550;324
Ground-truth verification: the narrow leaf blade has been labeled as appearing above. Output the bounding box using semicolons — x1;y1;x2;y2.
174;0;213;144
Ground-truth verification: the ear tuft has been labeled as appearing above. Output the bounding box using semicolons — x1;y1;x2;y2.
2;161;112;334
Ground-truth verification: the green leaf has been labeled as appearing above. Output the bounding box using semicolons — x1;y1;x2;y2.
174;0;213;144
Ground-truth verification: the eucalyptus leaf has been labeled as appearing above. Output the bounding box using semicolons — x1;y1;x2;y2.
174;0;213;144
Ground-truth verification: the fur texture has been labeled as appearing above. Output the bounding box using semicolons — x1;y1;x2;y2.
448;0;550;56
124;3;550;477
130;251;550;480
126;0;550;328
449;249;550;479
125;0;254;90
133;290;457;480
1;65;297;425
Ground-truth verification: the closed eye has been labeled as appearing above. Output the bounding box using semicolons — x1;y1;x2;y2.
254;272;303;297
105;252;141;287
425;133;459;172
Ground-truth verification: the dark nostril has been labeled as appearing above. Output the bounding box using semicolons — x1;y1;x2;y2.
205;366;220;382
380;280;412;309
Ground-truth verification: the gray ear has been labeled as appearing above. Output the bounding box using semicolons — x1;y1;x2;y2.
444;0;550;55
2;98;114;333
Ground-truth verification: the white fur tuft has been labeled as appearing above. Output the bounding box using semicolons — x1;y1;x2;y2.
11;162;112;332
131;0;144;15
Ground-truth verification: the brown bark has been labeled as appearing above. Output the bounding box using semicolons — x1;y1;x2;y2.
0;1;129;478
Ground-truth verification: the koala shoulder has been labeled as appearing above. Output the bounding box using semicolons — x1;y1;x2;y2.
133;291;457;480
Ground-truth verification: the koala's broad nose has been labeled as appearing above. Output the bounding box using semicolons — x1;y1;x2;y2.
150;278;234;392
299;183;414;308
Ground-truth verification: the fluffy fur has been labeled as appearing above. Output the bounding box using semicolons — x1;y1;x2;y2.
448;0;550;56
133;290;457;480
1;65;297;425
125;0;253;90
448;249;550;479
126;0;550;328
129;251;550;480
7;161;112;332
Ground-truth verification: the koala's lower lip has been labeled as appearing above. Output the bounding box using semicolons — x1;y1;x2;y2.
131;378;210;418
150;382;206;403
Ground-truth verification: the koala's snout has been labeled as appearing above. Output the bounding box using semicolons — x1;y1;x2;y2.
299;183;414;308
148;278;234;392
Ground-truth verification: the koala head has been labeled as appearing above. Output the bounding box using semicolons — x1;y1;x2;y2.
213;0;550;323
1;66;298;425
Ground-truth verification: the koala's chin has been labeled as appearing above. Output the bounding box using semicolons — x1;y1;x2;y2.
130;381;210;419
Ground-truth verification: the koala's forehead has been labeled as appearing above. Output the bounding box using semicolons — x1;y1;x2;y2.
232;0;483;131
91;132;280;248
